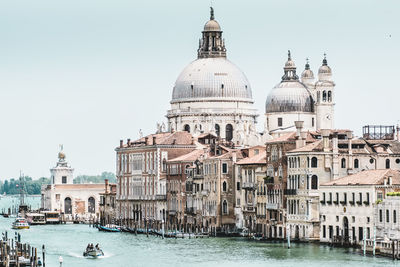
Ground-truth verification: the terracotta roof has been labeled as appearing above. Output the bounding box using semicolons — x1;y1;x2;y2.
237;153;266;165
321;169;400;186
266;132;296;143
128;131;193;147
168;149;205;162
289;139;324;153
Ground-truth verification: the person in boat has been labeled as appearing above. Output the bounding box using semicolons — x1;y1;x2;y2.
95;243;99;250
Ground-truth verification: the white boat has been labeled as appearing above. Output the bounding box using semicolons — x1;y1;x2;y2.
83;247;104;258
12;218;30;230
26;213;46;225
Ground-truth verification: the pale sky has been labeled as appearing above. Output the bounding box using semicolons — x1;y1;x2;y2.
0;0;399;179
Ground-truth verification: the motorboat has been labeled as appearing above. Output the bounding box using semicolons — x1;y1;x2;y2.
83;245;104;258
26;213;46;225
12;218;30;230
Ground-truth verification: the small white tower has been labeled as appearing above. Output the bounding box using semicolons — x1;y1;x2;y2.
301;58;315;89
50;146;74;185
315;54;335;130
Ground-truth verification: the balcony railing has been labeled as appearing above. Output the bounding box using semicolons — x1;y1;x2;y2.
242;182;256;190
155;195;167;201
264;177;274;184
349;201;355;205
340;201;347;205
266;203;279;210
363;201;370;206
284;189;297;196
320;200;326;205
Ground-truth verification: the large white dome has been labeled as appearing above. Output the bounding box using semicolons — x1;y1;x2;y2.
171;58;253;103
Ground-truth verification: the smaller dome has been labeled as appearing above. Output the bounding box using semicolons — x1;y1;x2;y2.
318;55;332;80
204;19;221;32
265;81;314;113
301;61;314;80
285;59;296;68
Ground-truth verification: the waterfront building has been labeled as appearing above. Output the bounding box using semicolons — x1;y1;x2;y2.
41;149;104;221
99;179;117;226
235;146;266;234
319;169;400;245
265;53;335;136
375;193;400;240
264;123;317;239
202;148;242;234
166;8;262;147
115;131;195;229
166;148;205;232
285;126;400;241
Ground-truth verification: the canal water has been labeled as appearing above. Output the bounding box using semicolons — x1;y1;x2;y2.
0;196;398;266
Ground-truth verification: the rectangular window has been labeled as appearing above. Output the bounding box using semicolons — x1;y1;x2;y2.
336;226;339;236
329;225;333;239
329;192;332;202
367;227;370;239
312;118;315;127
359;227;363;241
352;227;356;241
379;209;383;222
377;192;383;201
323;193;326;202
323;225;326;238
237;182;240;191
359;193;362;203
278;118;283;127
62;176;67;184
222;163;228;174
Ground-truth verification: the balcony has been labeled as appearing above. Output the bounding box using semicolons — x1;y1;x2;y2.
340;201;347;205
244;204;255;212
320;200;326;205
349;201;355;205
284;189;297;196
326;200;332;205
155;195;167;201
264;176;274;184
242;182;256;190
266;203;279;210
185;208;195;215
201;190;209;196
287;214;310;222
363;201;370;206
168;209;176;215
356;201;362;205
333;200;339;205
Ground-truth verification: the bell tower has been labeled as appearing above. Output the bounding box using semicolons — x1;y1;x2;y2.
315;54;335;130
50;146;74;185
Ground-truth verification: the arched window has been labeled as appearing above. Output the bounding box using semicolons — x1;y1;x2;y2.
88;197;95;213
311;157;318;168
225;124;233;141
222;200;228;214
328;91;332;102
184;124;190;133
64;197;72;214
215;124;220;137
307;157;310;168
386;159;391;169
323;91;327;102
354;159;359;169
311;175;318;190
222;181;227;192
317;91;321;102
341;158;346;168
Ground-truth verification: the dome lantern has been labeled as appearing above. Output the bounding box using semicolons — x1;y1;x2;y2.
198;7;226;59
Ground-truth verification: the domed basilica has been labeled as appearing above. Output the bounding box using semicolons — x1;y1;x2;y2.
166;8;335;145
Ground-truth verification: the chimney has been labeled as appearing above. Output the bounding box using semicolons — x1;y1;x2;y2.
383;177;387;186
119;140;123;148
105;179;109;194
145;137;149;145
388;176;393;185
153;136;156;145
332;131;338;153
127;138;131;147
321;129;330;152
232;152;237;163
397;125;400;141
295;121;306;148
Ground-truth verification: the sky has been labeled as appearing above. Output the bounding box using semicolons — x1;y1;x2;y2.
0;0;399;179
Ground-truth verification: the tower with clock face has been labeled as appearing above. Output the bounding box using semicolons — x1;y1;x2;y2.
315;55;335;130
